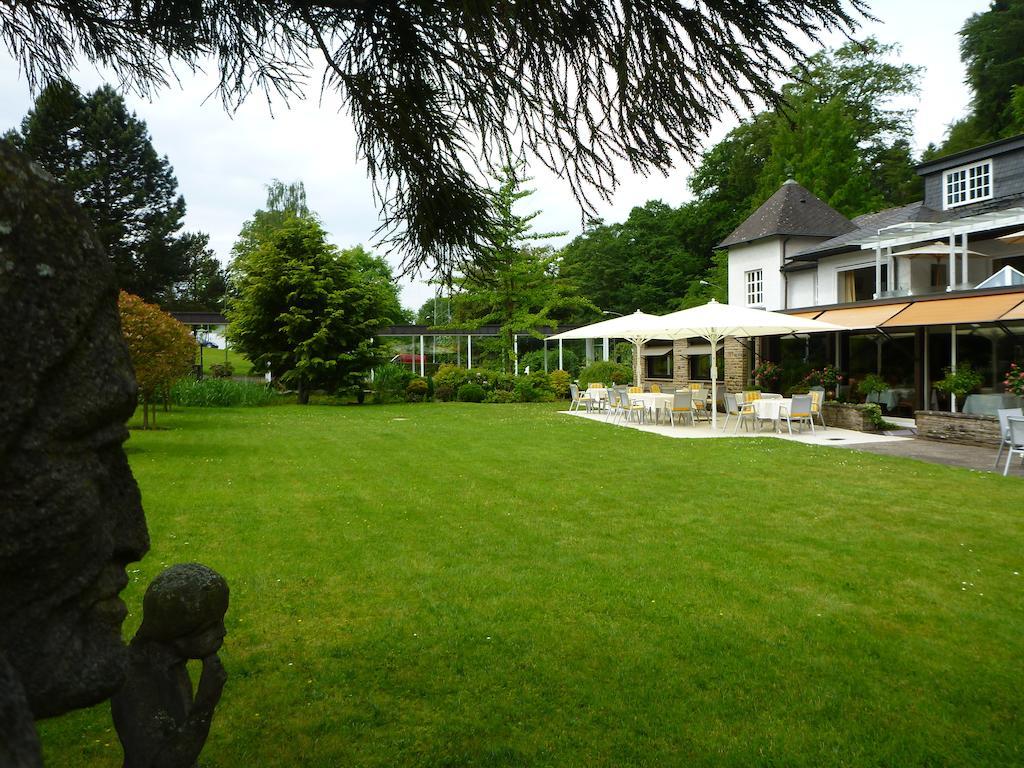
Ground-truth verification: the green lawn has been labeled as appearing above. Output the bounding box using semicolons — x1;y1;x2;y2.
198;346;252;375
41;403;1024;767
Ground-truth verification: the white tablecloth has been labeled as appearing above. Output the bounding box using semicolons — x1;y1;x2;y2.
629;393;675;420
867;388;914;410
962;393;1021;416
749;398;792;425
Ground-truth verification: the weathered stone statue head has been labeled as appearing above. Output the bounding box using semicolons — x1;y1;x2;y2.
137;563;230;655
0;143;150;763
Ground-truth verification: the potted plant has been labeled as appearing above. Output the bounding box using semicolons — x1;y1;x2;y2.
857;373;887;403
751;361;782;391
934;363;983;410
801;365;844;400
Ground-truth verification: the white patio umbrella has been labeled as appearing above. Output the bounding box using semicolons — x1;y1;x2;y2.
546;310;660;385
628;300;845;429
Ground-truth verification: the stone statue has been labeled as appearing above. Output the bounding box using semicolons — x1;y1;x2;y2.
112;564;229;768
0;143;151;766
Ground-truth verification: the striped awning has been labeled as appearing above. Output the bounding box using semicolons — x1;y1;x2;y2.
817;303;910;329
882;293;1024;327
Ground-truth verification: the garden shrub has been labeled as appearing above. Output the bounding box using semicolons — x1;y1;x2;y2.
457;382;486;402
426;376;435;400
513;377;555;403
406;377;429;402
374;363;415;403
578;360;632;388
209;362;234;379
171;377;278;407
549;369;571;399
434;363;471;401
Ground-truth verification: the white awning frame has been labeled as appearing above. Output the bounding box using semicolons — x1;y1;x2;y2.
855;207;1024;251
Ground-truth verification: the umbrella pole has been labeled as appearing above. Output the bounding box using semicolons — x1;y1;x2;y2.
708;333;721;430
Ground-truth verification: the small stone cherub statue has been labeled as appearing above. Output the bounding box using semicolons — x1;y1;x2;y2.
111;563;229;768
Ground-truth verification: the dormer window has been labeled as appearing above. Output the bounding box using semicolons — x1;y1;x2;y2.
943;159;992;209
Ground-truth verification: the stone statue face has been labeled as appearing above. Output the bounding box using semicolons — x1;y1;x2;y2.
0;296;150;718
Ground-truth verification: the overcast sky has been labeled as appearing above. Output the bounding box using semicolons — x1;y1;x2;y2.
0;0;993;311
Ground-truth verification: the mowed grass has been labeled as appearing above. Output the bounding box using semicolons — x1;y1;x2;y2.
199;347;252;375
41;403;1024;767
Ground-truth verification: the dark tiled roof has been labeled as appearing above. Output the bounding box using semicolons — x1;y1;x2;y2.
717;180;856;248
786;201;934;263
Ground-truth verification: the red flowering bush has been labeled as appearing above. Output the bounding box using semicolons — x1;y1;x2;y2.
1005;362;1024;397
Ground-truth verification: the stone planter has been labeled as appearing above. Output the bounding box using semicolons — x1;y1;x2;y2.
821;402;881;432
914;410;1001;447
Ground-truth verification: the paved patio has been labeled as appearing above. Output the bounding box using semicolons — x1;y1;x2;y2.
562;409;1024;477
562;409;909;447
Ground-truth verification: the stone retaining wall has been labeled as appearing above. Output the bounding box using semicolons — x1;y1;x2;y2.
915;410;1001;447
821;402;880;432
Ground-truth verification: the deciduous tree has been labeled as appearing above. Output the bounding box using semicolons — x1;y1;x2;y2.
227;216;392;404
118;291;197;429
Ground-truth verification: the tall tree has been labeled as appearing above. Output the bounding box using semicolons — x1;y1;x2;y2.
450;165;594;373
561;39;921;313
10;80;192;302
166;233;228;312
340;244;412;324
757;38;921;217
2;1;867;275
559;201;707;317
227;215;392;404
928;1;1024;157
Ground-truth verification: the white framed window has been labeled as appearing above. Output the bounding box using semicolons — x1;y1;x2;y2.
943;159;992;209
745;269;763;306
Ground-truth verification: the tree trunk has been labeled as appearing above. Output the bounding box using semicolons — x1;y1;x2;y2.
142;401;149;430
297;380;310;405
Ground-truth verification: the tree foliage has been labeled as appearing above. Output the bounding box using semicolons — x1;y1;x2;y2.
928;0;1024;158
448;165;595;373
8;80;196;303
118;291;197;429
758;38;921;217
1;0;867;276
166;232;227;311
227;215;392;404
560;38;921;314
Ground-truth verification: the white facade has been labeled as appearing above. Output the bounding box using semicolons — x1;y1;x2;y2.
727;236;831;311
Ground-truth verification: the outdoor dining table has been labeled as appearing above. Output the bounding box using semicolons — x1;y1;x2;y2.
628;392;675;423
748;397;792;431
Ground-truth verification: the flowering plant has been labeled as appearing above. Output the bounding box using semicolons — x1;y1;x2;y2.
751;361;782;390
802;365;844;391
1005;362;1024;397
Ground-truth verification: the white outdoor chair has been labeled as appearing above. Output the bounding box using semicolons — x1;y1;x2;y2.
569;383;595;413
1002;417;1024;477
809;389;827;429
994;407;1023;470
692;388;710;422
667;390;695;426
621;392;648;424
724;393;756;433
780;394;815;435
605;388;623;423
